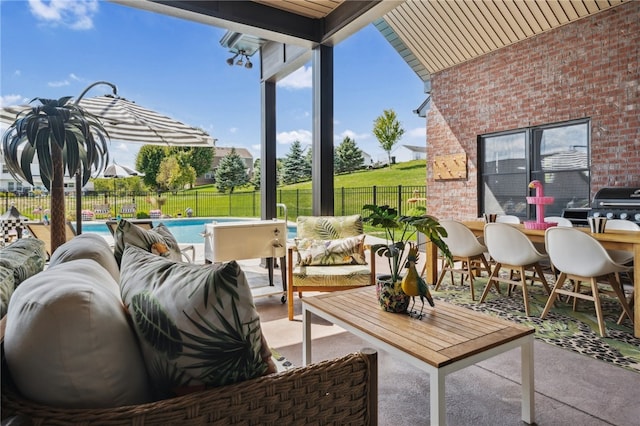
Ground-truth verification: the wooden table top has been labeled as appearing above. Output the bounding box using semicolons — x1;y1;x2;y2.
303;286;534;368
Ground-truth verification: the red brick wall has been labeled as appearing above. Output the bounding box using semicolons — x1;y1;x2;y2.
426;2;639;220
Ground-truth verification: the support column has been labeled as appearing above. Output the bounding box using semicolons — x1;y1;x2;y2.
261;80;278;221
311;45;334;215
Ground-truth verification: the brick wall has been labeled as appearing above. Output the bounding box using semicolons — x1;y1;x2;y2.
426;2;639;220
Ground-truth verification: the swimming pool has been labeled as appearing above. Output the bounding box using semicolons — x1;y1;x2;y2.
79;218;296;244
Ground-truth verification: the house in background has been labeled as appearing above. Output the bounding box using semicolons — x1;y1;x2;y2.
195;146;254;186
402;145;427;161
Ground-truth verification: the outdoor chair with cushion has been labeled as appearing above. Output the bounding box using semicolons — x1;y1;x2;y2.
287;215;376;320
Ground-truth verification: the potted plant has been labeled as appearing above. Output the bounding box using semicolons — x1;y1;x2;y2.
362;204;452;313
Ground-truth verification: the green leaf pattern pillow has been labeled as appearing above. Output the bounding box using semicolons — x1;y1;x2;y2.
296;235;367;266
120;245;271;399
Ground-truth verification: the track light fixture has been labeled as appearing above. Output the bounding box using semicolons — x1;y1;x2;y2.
226;49;253;69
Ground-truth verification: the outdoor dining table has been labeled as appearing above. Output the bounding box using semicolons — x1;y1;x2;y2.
421;220;640;338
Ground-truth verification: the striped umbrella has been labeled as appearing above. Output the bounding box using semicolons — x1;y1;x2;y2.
1;94;214;233
1;95;215;147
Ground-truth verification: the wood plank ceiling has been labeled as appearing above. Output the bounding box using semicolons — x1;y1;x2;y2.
249;0;629;80
123;1;630;82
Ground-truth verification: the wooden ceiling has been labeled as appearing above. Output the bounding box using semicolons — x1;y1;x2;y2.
116;0;630;81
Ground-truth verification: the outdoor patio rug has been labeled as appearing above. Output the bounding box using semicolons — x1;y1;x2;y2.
432;276;640;374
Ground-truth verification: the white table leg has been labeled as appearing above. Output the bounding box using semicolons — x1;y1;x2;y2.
430;369;446;426
302;306;312;366
521;337;535;424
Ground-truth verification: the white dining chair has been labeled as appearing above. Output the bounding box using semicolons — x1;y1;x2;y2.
495;215;520;224
605;219;639;324
434;220;492;301
480;223;551;316
541;227;633;336
544;216;573;227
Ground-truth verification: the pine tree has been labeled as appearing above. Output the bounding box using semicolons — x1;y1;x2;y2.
335;136;364;173
281;140;309;185
215;147;249;193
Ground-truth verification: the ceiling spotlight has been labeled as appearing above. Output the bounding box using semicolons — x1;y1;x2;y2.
226;53;238;66
226;49;253;70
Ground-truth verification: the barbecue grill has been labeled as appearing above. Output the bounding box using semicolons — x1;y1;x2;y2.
590;187;640;225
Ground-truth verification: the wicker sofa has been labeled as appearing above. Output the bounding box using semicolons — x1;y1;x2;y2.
1;322;378;425
0;230;379;425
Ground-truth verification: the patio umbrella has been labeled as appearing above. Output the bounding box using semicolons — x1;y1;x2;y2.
103;163;144;215
1;96;215;148
1;90;215;233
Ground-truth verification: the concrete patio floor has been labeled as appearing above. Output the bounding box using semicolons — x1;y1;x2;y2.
191;244;639;425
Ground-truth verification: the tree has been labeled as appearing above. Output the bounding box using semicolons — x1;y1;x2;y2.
156;153;196;192
281;140;309;185
373;109;405;168
335;136;364;173
168;146;215;186
1;96;109;253
251;158;261;189
136;145;167;189
215;148;249;193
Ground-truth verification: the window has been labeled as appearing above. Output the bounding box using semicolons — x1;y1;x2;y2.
479;119;590;219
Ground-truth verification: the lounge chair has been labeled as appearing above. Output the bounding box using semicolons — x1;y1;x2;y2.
25;221;77;259
119;204;136;218
93;204;111;219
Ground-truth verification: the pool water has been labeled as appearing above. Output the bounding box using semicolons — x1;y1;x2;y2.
79;218;296;244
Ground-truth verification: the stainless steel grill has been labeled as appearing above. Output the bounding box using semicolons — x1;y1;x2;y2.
590;187;640;225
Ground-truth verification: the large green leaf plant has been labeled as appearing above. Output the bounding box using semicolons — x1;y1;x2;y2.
1;97;110;253
362;204;452;283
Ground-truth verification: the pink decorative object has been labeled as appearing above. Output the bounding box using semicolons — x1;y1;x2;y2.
524;180;556;230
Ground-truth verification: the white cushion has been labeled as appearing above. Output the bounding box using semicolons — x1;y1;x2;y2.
4;259;152;408
48;233;120;282
120;245;274;399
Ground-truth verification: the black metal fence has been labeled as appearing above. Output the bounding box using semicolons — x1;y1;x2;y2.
2;185;427;221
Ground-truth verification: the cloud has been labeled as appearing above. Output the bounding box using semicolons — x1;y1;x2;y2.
14;70;21;77
335;129;370;144
277;129;312;145
229;127;238;134
28;0;99;30
407;127;426;138
278;66;312;90
0;95;26;107
48;79;70;88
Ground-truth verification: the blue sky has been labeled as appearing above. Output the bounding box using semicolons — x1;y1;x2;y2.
1;0;428;168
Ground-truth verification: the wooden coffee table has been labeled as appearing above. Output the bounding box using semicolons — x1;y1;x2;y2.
302;286;535;425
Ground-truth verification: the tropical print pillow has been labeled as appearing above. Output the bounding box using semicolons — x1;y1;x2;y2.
296;235;367;266
0;266;14;317
296;215;364;240
113;220;182;265
120;245;273;399
0;238;46;286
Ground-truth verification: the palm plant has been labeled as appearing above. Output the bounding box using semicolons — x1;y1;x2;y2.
362;204;452;283
2;96;110;253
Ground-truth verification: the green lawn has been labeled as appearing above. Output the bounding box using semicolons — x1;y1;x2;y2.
187;159;427;193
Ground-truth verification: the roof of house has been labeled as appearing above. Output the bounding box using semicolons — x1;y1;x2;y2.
215;147;253;159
